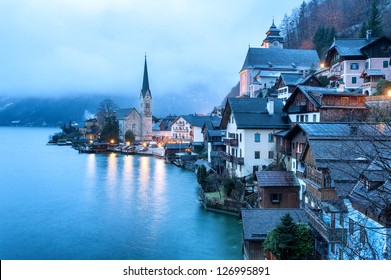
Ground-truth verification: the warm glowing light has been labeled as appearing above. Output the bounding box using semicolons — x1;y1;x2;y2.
320;63;325;68
388;90;391;97
126;141;130;146
143;142;147;147
110;139;115;144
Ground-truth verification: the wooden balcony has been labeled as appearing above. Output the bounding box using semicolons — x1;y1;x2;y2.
223;138;238;147
232;156;244;165
219;151;232;162
307;209;347;243
327;69;341;79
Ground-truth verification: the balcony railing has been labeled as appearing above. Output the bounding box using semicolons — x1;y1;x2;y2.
327;69;341;79
232;156;244;165
307;209;347;243
219;151;232;162
223;138;238;147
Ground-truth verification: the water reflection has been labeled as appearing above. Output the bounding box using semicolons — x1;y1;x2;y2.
106;153;118;200
122;155;134;201
137;156;150;209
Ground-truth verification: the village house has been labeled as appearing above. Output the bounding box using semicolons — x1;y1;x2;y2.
323;31;391;94
239;21;319;98
220;97;290;179
241;208;308;260
282;85;368;124
152;115;177;143
170;114;221;144
201;120;225;173
275;73;322;101
256;171;301;209
282;122;391;259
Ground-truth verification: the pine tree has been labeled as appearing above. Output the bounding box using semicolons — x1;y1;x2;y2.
360;0;383;38
263;214;314;260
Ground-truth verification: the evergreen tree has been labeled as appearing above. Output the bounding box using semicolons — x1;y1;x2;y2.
360;0;383;38
100;115;120;143
263;214;314;260
313;26;336;59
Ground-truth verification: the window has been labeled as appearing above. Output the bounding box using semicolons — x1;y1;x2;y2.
296;115;299;122
300;115;304;122
359;226;366;245
383;60;389;68
268;133;274;142
239;133;242;142
270;193;282;203
268;151;274;159
313;114;317;122
350;63;359;70
341;97;350;106
254;151;260;159
352;77;357;84
254;133;260;142
349;218;354;235
305;115;308;122
365;61;369;69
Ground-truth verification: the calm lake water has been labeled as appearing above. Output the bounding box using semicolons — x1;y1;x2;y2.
0;127;242;260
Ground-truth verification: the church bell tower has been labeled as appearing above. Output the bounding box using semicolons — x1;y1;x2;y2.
140;55;152;141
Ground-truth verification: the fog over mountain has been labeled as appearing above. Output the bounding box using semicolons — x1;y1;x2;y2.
0;88;221;126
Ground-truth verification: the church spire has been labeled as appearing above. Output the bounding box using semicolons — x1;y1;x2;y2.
141;55;151;98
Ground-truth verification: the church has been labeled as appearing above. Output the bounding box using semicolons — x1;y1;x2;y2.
117;56;153;142
239;20;320;98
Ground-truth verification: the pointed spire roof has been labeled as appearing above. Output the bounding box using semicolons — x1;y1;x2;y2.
140;55;151;98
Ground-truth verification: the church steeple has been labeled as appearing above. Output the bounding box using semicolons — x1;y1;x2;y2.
261;19;285;49
140;55;151;98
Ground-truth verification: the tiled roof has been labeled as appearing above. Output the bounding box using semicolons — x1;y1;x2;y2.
227;98;290;129
241;209;308;241
280;73;305;86
240;48;319;72
116;108;138;119
181;115;221;128
329;38;369;56
256;171;300;188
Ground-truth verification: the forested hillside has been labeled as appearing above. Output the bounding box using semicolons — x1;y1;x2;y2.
279;0;391;57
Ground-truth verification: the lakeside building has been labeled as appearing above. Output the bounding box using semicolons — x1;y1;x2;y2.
239;21;319;98
220;97;290;179
117;56;153;142
279;122;391;259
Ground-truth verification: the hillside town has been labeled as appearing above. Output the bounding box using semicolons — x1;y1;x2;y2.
50;20;391;261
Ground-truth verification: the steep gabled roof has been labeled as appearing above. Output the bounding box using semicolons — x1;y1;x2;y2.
116;108;139;120
256;171;300;188
241;208;308;241
240;48;319;72
282;85;365;112
221;98;290;129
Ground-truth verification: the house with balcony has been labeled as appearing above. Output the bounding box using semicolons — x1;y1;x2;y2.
201;121;225;173
283;122;391;259
170;114;221;145
220;98;290;178
282;85;368;124
275;73;321;100
324;31;391;94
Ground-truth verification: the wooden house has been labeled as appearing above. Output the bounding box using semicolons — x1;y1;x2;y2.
256;171;300;208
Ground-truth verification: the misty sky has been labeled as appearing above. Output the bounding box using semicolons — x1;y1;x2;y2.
0;0;304;114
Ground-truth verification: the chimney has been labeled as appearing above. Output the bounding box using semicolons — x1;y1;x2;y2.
338;81;345;93
267;98;274;115
366;30;372;42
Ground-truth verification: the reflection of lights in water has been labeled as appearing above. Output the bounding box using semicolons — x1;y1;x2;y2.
122;155;134;200
138;157;150;204
85;154;96;189
153;159;166;195
106;153;118;199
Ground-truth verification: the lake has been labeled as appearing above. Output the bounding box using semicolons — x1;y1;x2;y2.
0;127;242;260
